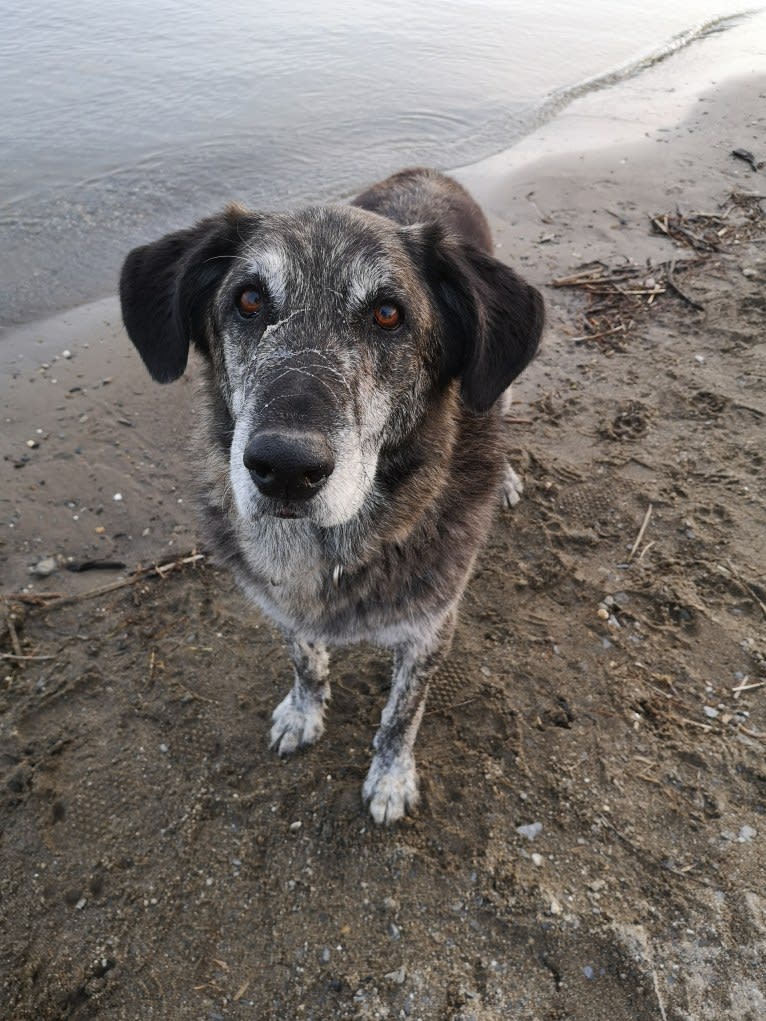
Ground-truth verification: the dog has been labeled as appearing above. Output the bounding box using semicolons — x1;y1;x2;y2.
120;167;544;824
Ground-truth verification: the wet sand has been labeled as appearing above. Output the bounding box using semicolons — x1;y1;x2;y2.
1;69;765;1021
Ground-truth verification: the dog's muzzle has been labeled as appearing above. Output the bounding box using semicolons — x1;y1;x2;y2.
243;431;335;504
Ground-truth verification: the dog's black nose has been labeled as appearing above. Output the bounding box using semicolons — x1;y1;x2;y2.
244;432;335;502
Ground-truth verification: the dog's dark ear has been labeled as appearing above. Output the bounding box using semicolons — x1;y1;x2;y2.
413;225;544;413
119;208;246;383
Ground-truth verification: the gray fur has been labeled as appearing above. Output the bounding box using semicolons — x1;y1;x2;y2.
119;167;544;824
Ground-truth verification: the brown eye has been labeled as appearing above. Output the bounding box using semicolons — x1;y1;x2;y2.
238;288;263;317
373;302;402;331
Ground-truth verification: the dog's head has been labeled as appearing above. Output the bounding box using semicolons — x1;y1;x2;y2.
120;204;543;526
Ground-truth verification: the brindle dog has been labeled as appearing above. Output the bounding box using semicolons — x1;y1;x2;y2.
120;168;544;824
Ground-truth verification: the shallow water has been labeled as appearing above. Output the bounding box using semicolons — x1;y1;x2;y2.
0;0;757;324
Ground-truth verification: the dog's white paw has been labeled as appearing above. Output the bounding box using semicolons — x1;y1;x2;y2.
502;463;524;509
362;754;419;825
270;690;326;756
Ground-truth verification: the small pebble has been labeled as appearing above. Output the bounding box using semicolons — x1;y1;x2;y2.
62;349;72;359
384;966;407;985
738;825;757;843
516;822;543;841
30;557;58;577
289;820;302;832
26;439;39;449
113;493;123;502
703;706;719;719
597;607;609;620
531;852;543;867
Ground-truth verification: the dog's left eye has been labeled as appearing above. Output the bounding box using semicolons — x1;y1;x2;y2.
373;302;402;331
237;288;264;317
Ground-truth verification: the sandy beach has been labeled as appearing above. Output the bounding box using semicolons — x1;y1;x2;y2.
2;59;765;1021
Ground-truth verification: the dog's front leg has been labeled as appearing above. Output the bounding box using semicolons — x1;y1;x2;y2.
270;637;331;756
363;613;455;825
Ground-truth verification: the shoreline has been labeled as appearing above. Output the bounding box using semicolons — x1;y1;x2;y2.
2;4;765;336
2;62;766;593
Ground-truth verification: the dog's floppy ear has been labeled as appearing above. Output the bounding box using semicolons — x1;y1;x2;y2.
413;225;544;413
119;208;246;383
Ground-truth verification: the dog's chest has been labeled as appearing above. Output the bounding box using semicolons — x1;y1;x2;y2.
234;518;343;634
230;515;430;646
240;519;325;590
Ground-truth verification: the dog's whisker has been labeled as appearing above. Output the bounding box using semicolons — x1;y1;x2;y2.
203;252;252;265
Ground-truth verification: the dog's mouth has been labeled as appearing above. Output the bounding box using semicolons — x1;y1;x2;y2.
258;498;309;521
275;505;304;520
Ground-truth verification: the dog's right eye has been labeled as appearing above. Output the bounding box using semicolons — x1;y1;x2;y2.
237;288;264;317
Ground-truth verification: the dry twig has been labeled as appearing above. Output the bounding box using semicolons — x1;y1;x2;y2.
2;551;206;615
666;260;705;311
5;614;23;657
553;191;764;349
1;653;57;662
628;504;653;562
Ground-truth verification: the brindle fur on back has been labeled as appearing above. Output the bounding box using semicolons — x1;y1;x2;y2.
120;167;544;824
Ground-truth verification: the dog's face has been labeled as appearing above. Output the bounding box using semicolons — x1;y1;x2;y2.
219;208;444;527
120;203;543;527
